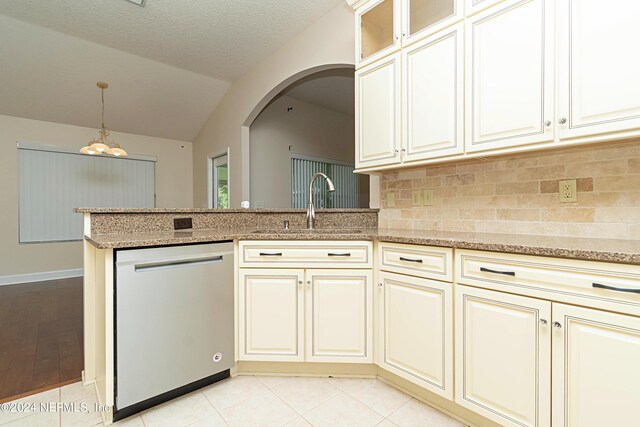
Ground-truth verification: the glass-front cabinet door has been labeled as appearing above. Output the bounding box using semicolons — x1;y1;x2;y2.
403;0;462;45
357;0;401;67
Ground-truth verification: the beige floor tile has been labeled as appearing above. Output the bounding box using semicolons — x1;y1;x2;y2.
141;391;216;427
60;382;97;404
283;417;312;427
218;389;298;427
388;399;464;427
303;393;384;427
376;420;399;427
112;415;144;426
324;377;372;393
60;395;103;427
269;377;339;414
187;410;229;427
343;379;411;417
1;410;60;427
0;388;60;425
202;376;267;411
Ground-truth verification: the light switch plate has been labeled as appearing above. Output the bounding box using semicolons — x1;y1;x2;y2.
411;190;422;206
423;189;434;206
559;179;577;203
386;192;395;207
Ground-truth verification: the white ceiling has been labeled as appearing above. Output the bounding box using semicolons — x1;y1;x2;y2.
0;0;346;141
285;70;355;116
0;0;344;81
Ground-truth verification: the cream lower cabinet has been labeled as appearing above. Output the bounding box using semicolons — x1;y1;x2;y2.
552;303;640;427
378;271;453;398
239;269;305;362
306;270;373;363
455;284;551;427
239;269;373;363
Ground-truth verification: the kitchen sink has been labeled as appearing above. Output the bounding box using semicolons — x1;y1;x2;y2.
250;228;363;234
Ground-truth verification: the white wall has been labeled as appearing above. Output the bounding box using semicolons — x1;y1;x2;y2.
250;95;356;208
193;3;356;207
0;114;193;281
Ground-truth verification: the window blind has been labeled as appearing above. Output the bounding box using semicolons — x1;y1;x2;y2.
291;155;359;209
18;144;156;243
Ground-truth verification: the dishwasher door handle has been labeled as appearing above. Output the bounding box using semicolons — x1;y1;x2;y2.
134;256;223;272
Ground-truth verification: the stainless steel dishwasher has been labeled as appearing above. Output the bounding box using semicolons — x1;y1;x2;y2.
114;242;234;420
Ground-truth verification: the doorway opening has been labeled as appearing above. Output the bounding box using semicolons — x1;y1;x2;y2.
248;68;369;209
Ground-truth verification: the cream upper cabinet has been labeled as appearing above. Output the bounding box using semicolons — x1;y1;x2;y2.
558;0;640;140
357;0;401;67
464;0;507;16
465;0;554;153
455;284;551;427
305;270;373;363
402;0;463;45
356;52;402;169
379;272;453;398
552;303;640;427
238;269;304;362
402;23;464;161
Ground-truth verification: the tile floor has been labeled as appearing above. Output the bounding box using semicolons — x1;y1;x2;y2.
0;375;467;427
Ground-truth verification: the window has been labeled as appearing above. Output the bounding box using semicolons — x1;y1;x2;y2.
210;152;229;208
18;143;156;243
291;155;360;209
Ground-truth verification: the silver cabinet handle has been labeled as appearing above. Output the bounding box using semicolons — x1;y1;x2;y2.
545;120;551;127
259;252;283;257
328;253;351;257
553;321;562;329
593;282;640;294
558;118;567;124
539;319;548;326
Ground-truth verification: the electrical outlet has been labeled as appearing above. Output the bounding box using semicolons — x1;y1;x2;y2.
559;179;577;203
423;189;434;206
174;217;193;230
411;190;422;206
387;192;395;207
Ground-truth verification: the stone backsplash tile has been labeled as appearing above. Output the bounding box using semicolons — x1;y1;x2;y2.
379;138;640;240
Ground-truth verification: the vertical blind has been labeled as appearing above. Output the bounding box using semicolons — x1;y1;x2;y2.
291;155;359;209
18;145;155;243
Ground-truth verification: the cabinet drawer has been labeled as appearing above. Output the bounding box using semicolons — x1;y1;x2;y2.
456;250;640;316
378;242;452;281
239;241;372;268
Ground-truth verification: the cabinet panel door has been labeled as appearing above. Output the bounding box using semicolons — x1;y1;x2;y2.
380;272;453;398
558;0;640;139
465;0;554;152
239;269;304;361
355;53;402;169
357;0;401;68
306;270;373;363
465;0;507;16
402;0;463;45
552;303;640;427
455;285;551;427
402;23;463;161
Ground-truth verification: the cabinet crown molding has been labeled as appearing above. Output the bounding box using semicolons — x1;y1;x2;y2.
346;0;368;9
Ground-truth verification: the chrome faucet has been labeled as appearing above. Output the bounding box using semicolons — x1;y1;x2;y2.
307;172;335;229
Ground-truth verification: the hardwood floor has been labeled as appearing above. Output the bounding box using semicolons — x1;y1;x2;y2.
0;277;83;403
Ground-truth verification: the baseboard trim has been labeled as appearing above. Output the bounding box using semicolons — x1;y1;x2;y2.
0;268;83;286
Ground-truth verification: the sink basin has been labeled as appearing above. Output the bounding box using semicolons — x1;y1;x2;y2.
251;229;363;234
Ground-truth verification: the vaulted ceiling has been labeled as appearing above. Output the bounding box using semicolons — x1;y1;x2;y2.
0;0;345;141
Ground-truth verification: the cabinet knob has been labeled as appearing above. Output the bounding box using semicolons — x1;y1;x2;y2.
545;120;551;127
539;319;548;326
553;321;562;329
395;34;399;40
298;280;302;285
378;283;383;288
558;118;567;124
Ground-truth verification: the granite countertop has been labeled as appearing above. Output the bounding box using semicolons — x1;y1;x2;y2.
84;227;640;265
74;208;379;214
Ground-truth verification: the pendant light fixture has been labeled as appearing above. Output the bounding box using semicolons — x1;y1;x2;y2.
79;82;127;156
